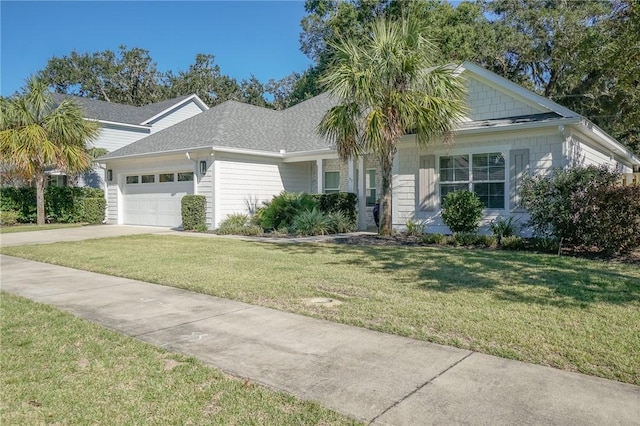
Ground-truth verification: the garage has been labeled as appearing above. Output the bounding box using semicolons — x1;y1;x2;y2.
122;171;194;227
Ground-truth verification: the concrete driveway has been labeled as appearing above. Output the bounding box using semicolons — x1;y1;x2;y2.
0;224;173;247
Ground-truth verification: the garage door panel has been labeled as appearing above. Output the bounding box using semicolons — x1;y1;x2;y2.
123;177;194;227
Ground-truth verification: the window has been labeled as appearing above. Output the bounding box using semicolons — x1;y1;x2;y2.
159;173;174;183
439;152;505;209
126;176;139;184
141;174;155;184
177;172;194;182
324;171;340;193
365;169;377;206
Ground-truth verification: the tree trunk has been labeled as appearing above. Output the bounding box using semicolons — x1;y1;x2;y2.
35;173;46;226
378;146;395;236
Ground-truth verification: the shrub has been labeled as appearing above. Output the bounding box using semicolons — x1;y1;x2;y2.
489;216;520;245
521;165;639;253
181;195;206;231
0;186;105;223
81;198;106;224
312;192;358;225
216;214;263;235
327;211;355;233
0;210;19;226
450;232;492;247
405;219;424;237
292;208;330;236
441;190;483;233
420;233;448;245
256;192;318;231
528;237;560;254
1;187;36;223
500;236;525;250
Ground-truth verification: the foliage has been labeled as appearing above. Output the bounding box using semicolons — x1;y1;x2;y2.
299;0;639;155
0;210;19;226
312;192;357;225
405;219;425;237
292;208;331;236
40;46;166;106
255;192;318;231
326;211;355;233
0;77;99;225
527;237;560;254
489;216;520;245
81;198;106;224
441;190;483;234
317;16;467;235
449;232;495;247
0;186;103;223
420;233;448;245
500;236;526;251
216;213;263;236
521;165;638;253
181;195;206;231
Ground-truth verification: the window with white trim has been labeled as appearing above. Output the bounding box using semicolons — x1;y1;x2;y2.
439;152;505;209
324;171;340;194
365;169;377;206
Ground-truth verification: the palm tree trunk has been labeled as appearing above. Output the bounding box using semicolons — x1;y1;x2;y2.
35;173;46;225
378;147;394;236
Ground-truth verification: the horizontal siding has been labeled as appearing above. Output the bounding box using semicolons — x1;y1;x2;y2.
568;134;619;169
215;154;310;225
149;101;205;134
466;77;542;121
106;181;118;224
393;130;564;233
94;124;150;152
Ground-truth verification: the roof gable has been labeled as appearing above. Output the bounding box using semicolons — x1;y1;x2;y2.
51;93;208;126
459;62;578;119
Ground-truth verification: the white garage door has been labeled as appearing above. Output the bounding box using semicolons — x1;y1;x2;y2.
123;172;194;227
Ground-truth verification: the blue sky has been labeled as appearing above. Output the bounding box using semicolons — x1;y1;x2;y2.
0;1;313;97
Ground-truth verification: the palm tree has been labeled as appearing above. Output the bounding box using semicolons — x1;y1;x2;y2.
317;17;467;235
0;77;99;225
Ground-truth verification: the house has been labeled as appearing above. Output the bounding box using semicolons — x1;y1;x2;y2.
48;93;209;187
98;62;640;231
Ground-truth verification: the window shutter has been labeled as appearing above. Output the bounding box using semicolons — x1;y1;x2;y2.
419;155;436;211
509;149;530;211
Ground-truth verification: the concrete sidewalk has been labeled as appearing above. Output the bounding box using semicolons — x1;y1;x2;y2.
1;255;638;425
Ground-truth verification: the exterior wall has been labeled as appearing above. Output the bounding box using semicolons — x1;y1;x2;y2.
148;101;205;134
214;153;311;228
94;124;150;152
393;128;564;234
567;132;632;172
466;77;542;120
104;154;197;225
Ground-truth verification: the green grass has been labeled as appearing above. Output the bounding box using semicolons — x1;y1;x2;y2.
0;292;359;425
3;235;639;385
0;223;86;234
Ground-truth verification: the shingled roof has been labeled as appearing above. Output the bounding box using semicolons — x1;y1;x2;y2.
102;92;339;159
51;93;193;126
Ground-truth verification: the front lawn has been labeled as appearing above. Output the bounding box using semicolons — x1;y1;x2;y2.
0;292;359;425
0;223;87;234
3;235;639;385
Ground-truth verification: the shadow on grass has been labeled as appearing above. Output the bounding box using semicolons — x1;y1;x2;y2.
260;241;640;308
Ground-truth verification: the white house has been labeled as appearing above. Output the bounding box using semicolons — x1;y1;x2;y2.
98;62;640;231
49;93;209;187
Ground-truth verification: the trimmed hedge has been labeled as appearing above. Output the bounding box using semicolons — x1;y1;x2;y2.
181;195;207;231
81;198;106;224
312;192;357;226
0;186;104;223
